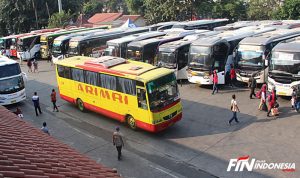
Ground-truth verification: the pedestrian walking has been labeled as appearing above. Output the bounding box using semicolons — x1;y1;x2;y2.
212;70;218;95
229;94;240;125
33;59;38;73
41;122;50;135
112;127;124;161
258;84;267;111
248;74;257;99
229;64;236;87
27;59;32;72
32;92;42;116
267;88;277;117
51;89;59;112
5;49;10;58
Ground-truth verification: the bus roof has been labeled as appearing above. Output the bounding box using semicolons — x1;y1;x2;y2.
191;26;276;46
40;28;91;38
172;19;229;28
106;31;166;45
56;56;172;82
159;31;219;50
239;28;300;46
0;56;17;65
54;29;106;42
70;27;149;42
127;30;196;48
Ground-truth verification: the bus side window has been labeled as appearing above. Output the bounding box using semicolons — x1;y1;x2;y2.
137;88;148;110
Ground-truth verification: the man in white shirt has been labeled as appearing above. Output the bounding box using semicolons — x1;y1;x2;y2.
229;94;240;125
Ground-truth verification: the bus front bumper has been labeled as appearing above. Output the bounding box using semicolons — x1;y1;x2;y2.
188;75;212;85
136;112;182;133
0;90;26;106
268;77;299;96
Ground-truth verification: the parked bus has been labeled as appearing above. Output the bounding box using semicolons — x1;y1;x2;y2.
0;33;32;58
149;21;178;31
126;30;196;65
52;28;107;62
40;27;108;59
268;38;300;96
157;31;220;80
67;27;149;58
187;26;276;85
105;31;166;58
0;56;26;105
236;28;300;84
17;33;43;60
172;19;228;30
55;56;182;132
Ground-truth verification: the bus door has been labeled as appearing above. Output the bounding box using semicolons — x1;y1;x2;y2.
136;87;150;123
212;42;229;84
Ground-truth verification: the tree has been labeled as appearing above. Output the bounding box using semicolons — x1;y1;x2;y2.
247;0;281;20
212;0;248;22
48;11;72;28
274;0;300;19
83;0;103;18
105;0;128;13
125;0;145;16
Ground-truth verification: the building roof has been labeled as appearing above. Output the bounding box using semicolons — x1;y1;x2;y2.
118;15;141;22
88;13;123;24
0;106;120;178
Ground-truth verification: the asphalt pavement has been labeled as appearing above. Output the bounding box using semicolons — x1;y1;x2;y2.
5;60;300;178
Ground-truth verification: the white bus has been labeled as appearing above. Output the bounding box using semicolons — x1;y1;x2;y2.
157;30;219;80
268;38;300;96
187;26;275;85
0;56;26;105
236;28;300;84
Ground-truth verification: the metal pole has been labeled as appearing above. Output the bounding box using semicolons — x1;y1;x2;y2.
46;2;50;19
58;0;63;13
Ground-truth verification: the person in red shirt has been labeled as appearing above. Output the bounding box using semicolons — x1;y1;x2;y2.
212;70;218;95
230;64;236;87
51;89;59;112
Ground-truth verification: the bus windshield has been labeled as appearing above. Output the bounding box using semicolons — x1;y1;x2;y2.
105;45;119;56
127;47;142;61
0;64;21;78
40;41;47;46
52;41;62;55
189;46;212;70
238;50;264;67
158;51;176;69
270;52;300;75
0;76;24;94
147;73;179;111
0;39;5;48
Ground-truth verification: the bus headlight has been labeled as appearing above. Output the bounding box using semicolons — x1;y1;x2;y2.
203;76;210;79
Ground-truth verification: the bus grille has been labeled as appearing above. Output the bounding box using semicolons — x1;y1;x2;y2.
163;111;177;121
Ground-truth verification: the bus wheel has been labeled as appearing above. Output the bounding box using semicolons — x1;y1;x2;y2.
127;115;137;130
77;98;85;112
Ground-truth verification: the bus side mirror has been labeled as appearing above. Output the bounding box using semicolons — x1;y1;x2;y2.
233;51;236;58
22;72;28;82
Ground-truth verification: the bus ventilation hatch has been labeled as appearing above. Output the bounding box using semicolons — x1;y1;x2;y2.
85;56;126;68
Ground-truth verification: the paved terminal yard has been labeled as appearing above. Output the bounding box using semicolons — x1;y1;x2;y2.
6;60;300;178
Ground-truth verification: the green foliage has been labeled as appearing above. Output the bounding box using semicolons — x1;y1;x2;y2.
247;0;281;20
105;0;128;13
48;11;72;28
83;0;103;18
212;0;247;22
274;0;300;19
125;0;145;16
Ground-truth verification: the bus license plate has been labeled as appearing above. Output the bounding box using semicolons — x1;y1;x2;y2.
11;100;16;104
278;92;286;96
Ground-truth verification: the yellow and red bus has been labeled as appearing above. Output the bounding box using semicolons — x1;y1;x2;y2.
55;56;182;132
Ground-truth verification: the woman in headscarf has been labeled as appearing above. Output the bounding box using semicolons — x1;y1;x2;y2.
267;87;277;117
259;84;267;111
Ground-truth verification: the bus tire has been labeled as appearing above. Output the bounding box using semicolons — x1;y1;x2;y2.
76;98;85;112
127;115;137;130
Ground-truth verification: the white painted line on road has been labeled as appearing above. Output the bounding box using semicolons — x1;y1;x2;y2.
73;128;95;139
149;165;179;178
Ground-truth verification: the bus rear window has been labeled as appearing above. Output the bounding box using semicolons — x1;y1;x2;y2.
0;64;21;78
